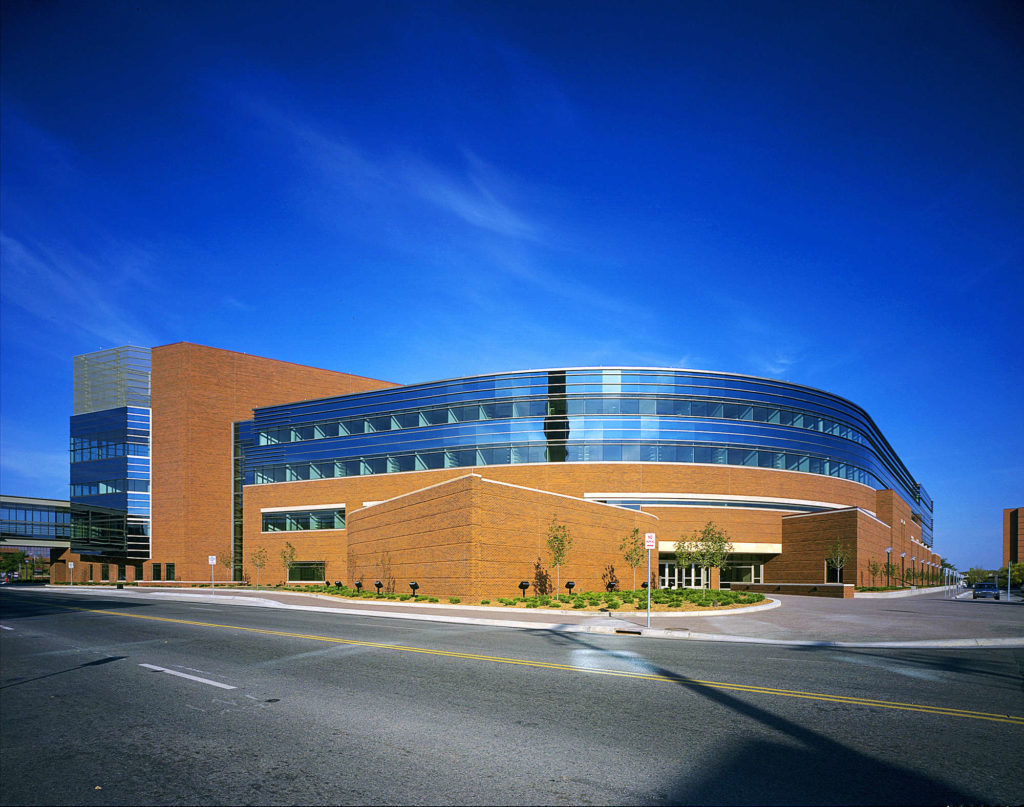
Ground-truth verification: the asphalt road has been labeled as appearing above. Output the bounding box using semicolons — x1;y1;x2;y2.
2;588;1022;806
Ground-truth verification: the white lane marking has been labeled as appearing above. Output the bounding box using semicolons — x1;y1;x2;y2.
1;625;13;630
139;663;236;689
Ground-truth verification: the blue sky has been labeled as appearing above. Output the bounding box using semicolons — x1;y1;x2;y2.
2;1;1021;569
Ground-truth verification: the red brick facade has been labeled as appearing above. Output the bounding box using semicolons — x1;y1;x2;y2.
343;474;659;598
241;461;939;594
149;342;397;581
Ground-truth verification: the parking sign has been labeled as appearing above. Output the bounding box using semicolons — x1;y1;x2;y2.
644;532;656;549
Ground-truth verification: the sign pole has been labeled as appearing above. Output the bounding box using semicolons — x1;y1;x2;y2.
644;533;656;629
209;555;217;593
68;561;74;586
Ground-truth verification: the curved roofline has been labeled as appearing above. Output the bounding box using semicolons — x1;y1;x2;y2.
406;365;865;412
253;365;923;497
443;368;926;503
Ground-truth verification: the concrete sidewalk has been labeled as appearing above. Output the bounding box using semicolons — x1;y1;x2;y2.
38;584;1024;648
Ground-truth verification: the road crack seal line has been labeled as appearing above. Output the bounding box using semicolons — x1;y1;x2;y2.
72;605;1024;726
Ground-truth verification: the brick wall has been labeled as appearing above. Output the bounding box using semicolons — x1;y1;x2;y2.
341;474;658;598
239;461;932;591
150;342;396;581
1005;507;1022;566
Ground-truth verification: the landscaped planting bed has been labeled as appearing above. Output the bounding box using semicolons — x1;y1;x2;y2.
280;584;766;611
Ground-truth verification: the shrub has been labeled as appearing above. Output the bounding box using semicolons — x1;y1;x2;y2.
526;601;539;608
572;601;587;609
605;600;621;610
480;599;491;605
398;594;412;601
448;597;461;604
426;597;439;603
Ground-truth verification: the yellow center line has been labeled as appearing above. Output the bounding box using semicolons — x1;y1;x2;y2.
71;605;1024;726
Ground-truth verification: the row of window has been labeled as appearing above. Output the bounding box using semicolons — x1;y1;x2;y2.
251;444;873;487
256;397;867;447
259;368;852;423
262;509;345;532
71;479;150;497
71;441;149;463
151;562;175;581
0;522;71;538
0;506;70;524
77;562;173;582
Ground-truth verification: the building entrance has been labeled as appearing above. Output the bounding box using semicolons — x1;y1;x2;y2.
658;560;706;589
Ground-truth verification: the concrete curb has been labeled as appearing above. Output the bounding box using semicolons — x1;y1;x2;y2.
854;586;956;599
29;586;1024;649
37;585;780;617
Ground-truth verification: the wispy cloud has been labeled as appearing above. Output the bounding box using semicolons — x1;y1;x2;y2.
0;234;161;347
235;95;646;321
222;295;253;312
403;152;538;239
755;351;799;378
266;103;541;241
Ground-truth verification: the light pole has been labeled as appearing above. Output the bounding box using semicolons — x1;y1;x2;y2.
911;556;917;586
885;547;892;587
900;552;906;585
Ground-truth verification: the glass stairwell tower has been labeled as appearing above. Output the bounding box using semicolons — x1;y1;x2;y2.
69;346;152;560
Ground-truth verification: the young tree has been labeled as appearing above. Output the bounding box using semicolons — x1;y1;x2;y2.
280;541;296;585
546;516;573;597
674;521;733;589
825;540;851;583
620;527;646;590
250;545;268;591
219;549;233;582
867;559;881;586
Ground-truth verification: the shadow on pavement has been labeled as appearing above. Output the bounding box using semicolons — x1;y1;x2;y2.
793;644;1023;685
0;588;157;620
0;655;126;690
525;627;982;806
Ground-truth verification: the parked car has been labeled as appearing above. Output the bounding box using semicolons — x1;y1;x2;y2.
972;582;1000;600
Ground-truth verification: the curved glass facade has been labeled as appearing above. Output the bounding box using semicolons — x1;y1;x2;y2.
242;368;932;545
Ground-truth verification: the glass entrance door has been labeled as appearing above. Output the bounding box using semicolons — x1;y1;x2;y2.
658;560;706;589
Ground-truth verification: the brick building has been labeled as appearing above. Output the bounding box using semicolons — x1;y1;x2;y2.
54;343;941;595
1005;507;1022;567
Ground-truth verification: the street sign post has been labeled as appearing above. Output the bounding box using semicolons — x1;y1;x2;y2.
644;533;656;627
68;561;74;586
209;555;216;592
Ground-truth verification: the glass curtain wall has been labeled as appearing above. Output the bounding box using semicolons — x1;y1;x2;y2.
70;347;151;559
243;368;933;545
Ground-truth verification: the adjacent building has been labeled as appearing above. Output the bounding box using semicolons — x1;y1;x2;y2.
1005;507;1021;567
52;342;942;595
0;495;71;581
